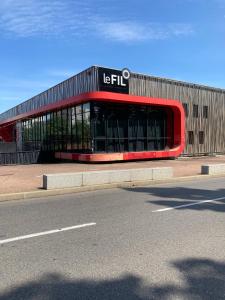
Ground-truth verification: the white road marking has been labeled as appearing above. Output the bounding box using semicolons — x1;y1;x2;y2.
0;222;96;245
152;196;225;212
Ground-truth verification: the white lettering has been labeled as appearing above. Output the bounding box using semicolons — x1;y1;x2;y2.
103;73;111;84
106;76;111;84
102;72;127;87
111;74;117;84
103;73;106;83
120;76;126;86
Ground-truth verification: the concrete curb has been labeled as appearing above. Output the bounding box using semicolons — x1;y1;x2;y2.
43;167;172;190
201;164;225;175
1;173;225;203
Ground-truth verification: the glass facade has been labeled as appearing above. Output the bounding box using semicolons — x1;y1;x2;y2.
91;102;172;152
22;103;91;153
21;101;173;154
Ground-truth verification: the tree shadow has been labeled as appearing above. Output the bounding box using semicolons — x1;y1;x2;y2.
124;186;225;212
1;258;225;299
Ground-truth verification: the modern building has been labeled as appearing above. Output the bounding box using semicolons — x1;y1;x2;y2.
0;66;224;163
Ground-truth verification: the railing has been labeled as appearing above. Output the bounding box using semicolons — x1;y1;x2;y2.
0;151;40;165
0;142;17;153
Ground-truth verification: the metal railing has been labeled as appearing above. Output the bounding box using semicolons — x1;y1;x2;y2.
0;151;40;165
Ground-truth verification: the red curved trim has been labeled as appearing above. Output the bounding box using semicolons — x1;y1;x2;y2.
0;91;185;160
55;146;183;162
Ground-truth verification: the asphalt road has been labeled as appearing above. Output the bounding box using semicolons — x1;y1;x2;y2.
1;177;225;299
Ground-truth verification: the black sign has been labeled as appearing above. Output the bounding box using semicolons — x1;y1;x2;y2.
98;67;130;94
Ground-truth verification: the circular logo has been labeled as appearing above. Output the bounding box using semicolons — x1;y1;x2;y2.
122;68;131;80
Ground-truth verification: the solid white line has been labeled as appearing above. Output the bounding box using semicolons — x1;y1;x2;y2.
0;222;96;245
152;196;225;212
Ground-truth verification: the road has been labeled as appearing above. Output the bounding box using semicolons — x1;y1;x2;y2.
1;177;225;299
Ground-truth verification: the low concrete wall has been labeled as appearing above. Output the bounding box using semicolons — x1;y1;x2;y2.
201;164;225;175
43;167;173;190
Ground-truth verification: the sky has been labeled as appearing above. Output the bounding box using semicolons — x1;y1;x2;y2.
0;0;225;113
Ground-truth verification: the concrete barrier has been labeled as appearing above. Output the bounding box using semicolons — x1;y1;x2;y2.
43;172;83;190
152;167;173;180
43;167;173;190
130;168;153;181
82;170;111;186
201;164;225;175
108;169;131;183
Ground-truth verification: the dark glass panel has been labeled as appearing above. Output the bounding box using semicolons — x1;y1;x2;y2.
182;103;188;117
188;131;194;145
83;111;91;151
83;102;90;113
193;104;198;118
76;113;83;150
203;106;208;119
91;102;170;153
199;131;204;144
71;107;77;150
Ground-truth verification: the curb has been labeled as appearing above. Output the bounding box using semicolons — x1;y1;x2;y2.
0;174;225;203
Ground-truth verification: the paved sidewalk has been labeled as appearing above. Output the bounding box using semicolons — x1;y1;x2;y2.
0;155;225;194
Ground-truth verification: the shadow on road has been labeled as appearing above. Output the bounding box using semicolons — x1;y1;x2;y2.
125;186;225;212
1;258;225;299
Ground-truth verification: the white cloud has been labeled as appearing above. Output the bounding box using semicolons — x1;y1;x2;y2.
0;0;89;37
0;0;194;42
94;21;194;42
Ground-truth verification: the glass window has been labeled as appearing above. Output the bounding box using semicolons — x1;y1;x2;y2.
188;131;194;145
199;131;204;144
182;103;188;117
203;106;208;118
83;103;90;113
61;109;68;151
76;105;82;115
193;105;198;118
83;111;91;150
71;107;77;150
76;112;83;150
91;102;169;153
67;107;72;151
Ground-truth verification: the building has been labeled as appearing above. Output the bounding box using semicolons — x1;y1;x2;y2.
0;66;224;163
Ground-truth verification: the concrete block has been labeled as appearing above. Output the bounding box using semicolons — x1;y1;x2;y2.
152;167;173;180
82;170;110;186
201;164;225;175
43;173;83;190
43;166;174;190
108;169;131;183
130;168;153;181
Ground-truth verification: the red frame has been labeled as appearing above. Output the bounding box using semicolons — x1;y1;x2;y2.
0;91;185;162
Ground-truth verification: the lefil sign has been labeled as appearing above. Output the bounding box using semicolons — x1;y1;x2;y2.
98;67;130;94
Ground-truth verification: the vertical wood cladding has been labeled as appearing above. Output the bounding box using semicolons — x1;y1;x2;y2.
1;66;225;157
129;73;225;155
0;66;99;122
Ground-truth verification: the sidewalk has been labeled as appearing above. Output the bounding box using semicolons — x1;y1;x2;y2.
1;155;225;195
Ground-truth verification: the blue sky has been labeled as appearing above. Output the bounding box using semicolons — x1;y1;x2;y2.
0;0;224;113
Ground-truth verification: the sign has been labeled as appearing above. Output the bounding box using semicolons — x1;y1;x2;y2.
98;67;130;94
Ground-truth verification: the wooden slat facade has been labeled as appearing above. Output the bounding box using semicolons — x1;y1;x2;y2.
129;73;225;156
1;66;225;156
0;66;99;121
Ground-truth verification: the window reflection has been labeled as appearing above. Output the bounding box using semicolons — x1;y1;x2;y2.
92;102;171;153
22;103;91;153
21;101;172;154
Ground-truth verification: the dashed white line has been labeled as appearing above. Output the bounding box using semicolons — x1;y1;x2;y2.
152;196;225;212
0;222;96;245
